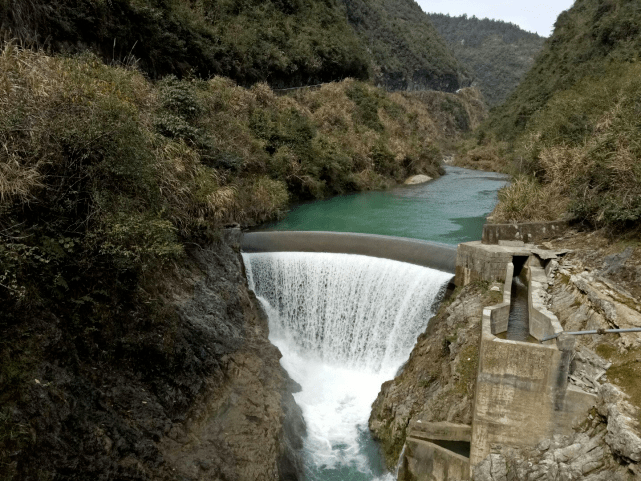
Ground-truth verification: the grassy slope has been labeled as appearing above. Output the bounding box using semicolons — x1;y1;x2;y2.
428;13;545;106
0;45;484;477
462;0;641;235
340;0;469;91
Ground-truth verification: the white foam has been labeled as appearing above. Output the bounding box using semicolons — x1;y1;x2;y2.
243;252;451;478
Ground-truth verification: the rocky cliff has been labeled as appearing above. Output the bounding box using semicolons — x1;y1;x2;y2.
1;230;304;480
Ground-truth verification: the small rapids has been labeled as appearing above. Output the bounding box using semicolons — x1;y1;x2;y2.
243;252;452;480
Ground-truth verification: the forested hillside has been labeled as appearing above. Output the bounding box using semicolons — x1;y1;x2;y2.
0;0;370;87
0;0;469;92
428;13;545;106
460;0;641;236
340;0;470;92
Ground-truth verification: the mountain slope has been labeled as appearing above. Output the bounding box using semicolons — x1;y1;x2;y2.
0;0;371;87
485;0;641;141
464;0;641;235
1;0;470;92
341;0;470;91
428;14;545;106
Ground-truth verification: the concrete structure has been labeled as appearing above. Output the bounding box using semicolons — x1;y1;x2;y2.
242;231;457;274
482;221;569;245
455;241;532;286
400;422;472;481
243;230;597;479
456;245;597;475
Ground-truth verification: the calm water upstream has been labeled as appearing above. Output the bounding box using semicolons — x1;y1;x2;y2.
260;166;509;245
247;166;508;481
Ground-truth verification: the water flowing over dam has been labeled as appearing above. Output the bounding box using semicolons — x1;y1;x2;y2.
243;252;452;480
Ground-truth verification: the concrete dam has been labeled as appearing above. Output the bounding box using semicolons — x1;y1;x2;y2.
242;231;455;479
239;228;596;480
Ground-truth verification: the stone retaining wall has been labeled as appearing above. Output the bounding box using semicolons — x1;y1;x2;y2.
482;221;568;245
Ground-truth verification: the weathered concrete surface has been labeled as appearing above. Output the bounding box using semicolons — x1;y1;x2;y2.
455;241;532;286
482;221;569;245
473;381;641;480
485;263;513;335
527;261;564;343
408;421;471;443
242;231;457;274
399;438;470;481
471;297;597;472
400;422;472;480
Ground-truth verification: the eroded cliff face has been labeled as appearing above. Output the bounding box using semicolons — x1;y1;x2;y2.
3;231;303;480
157;231;305;480
368;282;502;469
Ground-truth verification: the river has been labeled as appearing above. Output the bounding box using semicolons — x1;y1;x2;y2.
260;166;508;245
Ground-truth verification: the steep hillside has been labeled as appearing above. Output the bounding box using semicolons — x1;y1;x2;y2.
0;0;470;92
461;0;641;236
428;14;545;106
484;0;641;142
0;0;370;87
340;0;470;91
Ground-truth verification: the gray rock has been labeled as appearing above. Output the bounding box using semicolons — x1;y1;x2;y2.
601;247;634;277
605;406;641;462
474;454;507;481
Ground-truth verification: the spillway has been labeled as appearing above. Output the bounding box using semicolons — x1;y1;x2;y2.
242;252;452;480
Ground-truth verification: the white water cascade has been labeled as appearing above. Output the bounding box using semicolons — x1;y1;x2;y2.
242;252;452;480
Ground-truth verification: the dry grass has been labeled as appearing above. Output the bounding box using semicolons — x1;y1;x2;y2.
491;176;568;223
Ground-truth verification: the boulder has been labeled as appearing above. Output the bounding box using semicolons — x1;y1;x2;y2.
404;174;432;185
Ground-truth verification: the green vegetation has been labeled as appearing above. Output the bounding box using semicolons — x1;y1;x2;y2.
340;0;469;91
1;0;370;86
428;13;546;107
463;0;641;236
1;0;471;92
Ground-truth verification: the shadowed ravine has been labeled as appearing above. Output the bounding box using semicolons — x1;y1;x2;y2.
243;252;452;480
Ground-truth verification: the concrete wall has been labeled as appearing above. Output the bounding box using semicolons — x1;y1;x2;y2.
486;263;513;335
400;422;472;480
482;221;568;245
399;439;470;481
470;307;597;472
527;261;564;343
241;231;457;274
455;242;530;286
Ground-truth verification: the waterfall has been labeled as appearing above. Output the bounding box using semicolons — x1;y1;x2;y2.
242;252;452;479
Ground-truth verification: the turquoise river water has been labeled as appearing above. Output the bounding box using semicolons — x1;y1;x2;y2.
246;166;508;480
260;166;508;244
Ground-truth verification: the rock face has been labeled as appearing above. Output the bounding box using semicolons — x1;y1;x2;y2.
5;231;304;480
369;282;495;468
158;233;305;480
